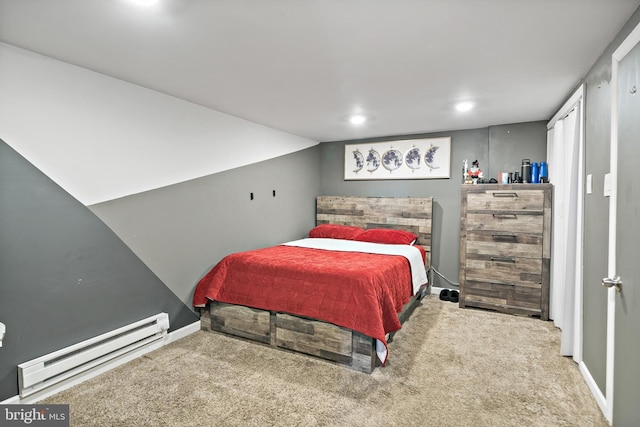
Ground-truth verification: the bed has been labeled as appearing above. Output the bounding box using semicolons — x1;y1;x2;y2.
194;196;433;373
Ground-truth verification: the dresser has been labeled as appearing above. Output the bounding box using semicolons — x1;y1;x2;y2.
459;184;552;320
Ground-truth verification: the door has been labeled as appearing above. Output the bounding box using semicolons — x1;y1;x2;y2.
606;24;640;426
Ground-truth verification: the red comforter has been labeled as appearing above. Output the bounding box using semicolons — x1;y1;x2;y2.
193;244;417;350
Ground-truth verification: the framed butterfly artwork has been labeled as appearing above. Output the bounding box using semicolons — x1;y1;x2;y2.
344;137;451;180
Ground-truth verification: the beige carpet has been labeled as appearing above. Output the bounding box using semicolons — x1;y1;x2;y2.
44;296;608;426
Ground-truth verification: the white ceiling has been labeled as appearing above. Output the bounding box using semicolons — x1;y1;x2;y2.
1;0;638;142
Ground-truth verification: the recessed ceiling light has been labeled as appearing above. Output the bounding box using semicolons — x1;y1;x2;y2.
349;114;367;125
455;101;474;112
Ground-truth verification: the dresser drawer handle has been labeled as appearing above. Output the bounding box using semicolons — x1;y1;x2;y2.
492;213;518;219
492;192;518;197
492;234;517;241
491;256;516;263
491;282;515;287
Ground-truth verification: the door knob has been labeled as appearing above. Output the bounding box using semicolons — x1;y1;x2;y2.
602;276;622;292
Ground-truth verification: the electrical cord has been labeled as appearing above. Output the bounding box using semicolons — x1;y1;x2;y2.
429;266;460;288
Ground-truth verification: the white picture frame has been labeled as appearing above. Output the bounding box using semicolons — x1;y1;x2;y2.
344;137;451;180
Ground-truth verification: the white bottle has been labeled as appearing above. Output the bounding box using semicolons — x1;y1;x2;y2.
462;159;468;183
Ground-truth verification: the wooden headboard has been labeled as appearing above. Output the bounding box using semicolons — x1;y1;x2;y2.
316;196;433;267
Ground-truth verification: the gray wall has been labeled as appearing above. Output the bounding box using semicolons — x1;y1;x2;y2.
578;6;640;425
89;146;321;307
0;142;320;402
488;122;549;180
319;122;547;289
0;140;199;401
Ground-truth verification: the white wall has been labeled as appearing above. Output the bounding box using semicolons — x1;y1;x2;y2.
0;43;318;206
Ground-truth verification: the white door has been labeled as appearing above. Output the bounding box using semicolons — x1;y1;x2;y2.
605;22;640;425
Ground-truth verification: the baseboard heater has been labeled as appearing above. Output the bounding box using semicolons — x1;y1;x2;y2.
18;312;169;399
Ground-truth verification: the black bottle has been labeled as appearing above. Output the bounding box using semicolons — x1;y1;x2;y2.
521;159;531;184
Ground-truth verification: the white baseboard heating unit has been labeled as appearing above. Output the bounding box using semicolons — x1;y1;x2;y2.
18;312;169;400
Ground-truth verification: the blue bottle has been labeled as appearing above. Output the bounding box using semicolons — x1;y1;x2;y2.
531;162;539;184
539;162;548;183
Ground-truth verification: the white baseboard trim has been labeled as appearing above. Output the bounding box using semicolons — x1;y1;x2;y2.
1;395;20;404
579;360;609;423
1;320;201;405
431;286;446;295
166;319;201;345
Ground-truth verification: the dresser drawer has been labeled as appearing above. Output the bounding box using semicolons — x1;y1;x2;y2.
467;189;545;213
275;313;352;362
465;255;542;285
462;280;542;314
465;212;543;233
465;231;542;258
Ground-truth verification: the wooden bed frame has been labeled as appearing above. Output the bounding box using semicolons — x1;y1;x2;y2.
198;196;433;373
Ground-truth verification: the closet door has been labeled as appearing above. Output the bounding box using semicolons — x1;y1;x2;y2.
607;26;640;426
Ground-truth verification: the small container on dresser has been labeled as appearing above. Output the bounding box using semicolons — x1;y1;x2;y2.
459;184;552;320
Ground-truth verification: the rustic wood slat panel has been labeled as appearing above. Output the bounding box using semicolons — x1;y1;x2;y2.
377;216;433;229
467;189;545;212
465;281;531;296
198;308;211;331
210;302;271;344
316;196;433;259
466;255;542;276
464;280;542;294
466;240;542;259
512;287;543;309
465;213;543;233
269;312;277;345
316;214;363;224
316;209;364;217
275;313;352;359
275;315;314;334
464;299;542;317
520;272;543;283
465;270;542;286
352;333;375;356
466;294;508;306
467;231;542;245
351;332;376;373
463;280;541;310
542;190;553;259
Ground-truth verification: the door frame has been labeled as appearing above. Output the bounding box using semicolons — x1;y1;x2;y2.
605;21;640;424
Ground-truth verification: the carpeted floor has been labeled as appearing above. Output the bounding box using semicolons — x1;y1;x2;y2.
44;295;608;426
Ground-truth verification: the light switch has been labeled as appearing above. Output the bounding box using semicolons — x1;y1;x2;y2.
586;174;593;194
0;322;5;347
604;173;612;197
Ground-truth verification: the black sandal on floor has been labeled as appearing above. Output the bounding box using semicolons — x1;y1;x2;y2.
449;290;459;303
439;289;450;301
